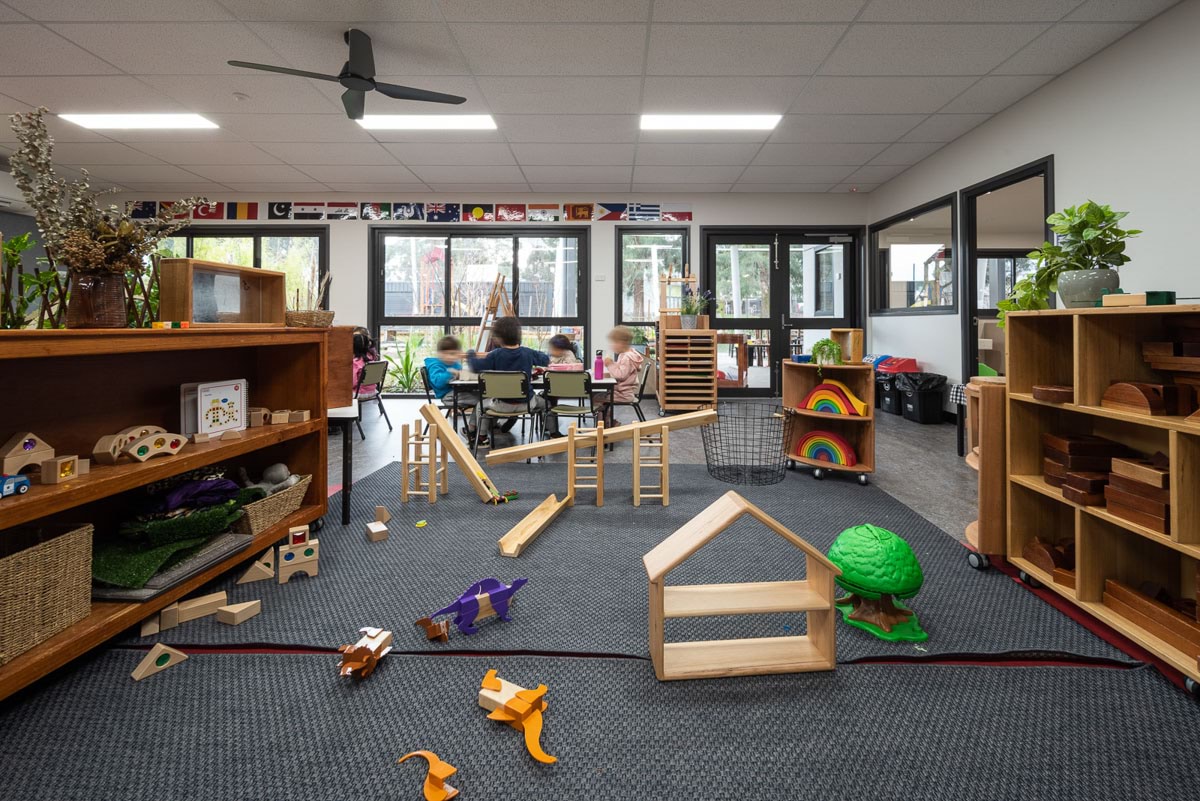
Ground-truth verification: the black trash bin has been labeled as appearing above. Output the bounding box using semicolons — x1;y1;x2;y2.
877;374;902;416
894;372;947;424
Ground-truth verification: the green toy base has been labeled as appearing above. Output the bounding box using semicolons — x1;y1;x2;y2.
835;601;928;643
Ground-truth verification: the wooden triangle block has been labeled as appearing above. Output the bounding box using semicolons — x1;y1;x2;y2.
217;600;262;625
375;505;391;524
237;549;275;584
132;644;188;681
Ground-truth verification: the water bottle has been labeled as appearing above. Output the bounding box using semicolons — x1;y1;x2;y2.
593;350;604;380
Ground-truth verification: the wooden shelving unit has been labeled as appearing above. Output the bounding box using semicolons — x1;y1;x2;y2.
656;329;717;411
1005;305;1200;684
781;361;876;480
964;376;1008;556
0;328;331;700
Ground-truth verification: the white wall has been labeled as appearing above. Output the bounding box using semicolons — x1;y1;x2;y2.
865;0;1200;389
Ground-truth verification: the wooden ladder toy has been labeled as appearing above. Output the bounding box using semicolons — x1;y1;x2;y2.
401;420;448;504
567;422;604;507
633;424;670;506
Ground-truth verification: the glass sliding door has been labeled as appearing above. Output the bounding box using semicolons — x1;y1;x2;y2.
707;235;774;395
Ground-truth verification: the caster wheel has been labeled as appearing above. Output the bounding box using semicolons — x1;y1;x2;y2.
787;460;795;470
966;551;990;571
812;468;825;480
1018;570;1042;589
310;517;325;533
1185;678;1199;698
857;473;869;486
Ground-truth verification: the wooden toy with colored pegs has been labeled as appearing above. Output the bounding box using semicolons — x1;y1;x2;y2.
477;668;557;764
278;525;319;583
337;627;393;679
398;751;459;801
798;379;868;416
131;644;188;681
1;432;54;475
795;430;858;467
123;431;186;462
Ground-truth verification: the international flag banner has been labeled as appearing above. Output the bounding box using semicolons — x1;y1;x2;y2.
527;203;560;222
191;202;224;220
225;202;259;220
594;203;626;221
360;202;391;221
426;202;460;223
563;203;594;222
293;202;326;220
463;203;495;222
126;200;156;219
625;202;661;222
267;202;293;220
393;202;425;221
496;203;526;222
660;203;693;222
159;201;190;220
326;201;358;220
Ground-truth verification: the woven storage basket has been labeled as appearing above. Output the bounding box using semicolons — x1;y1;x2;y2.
286;310;334;328
0;524;93;666
234;474;312;536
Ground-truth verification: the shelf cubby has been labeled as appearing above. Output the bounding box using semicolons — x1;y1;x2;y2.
1006;312;1075;396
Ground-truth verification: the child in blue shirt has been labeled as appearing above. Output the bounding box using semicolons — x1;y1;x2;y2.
467;317;548;436
423;335;483;442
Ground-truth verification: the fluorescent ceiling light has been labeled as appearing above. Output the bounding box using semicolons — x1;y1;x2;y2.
640;114;781;131
58;113;218;130
357;115;496;130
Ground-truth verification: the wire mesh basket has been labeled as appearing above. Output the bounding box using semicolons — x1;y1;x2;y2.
701;402;794;486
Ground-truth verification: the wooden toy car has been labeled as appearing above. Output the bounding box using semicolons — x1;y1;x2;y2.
1;473;31;498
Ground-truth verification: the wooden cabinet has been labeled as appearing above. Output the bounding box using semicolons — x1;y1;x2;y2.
656;329;717;411
965;376;1007;555
159;259;286;327
781;361;875;479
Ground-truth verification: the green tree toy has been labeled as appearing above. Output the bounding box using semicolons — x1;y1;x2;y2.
827;524;927;642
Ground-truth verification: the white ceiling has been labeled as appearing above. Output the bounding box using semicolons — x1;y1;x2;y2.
0;0;1179;195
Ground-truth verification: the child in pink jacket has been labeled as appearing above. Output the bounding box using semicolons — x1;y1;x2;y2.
598;325;644;425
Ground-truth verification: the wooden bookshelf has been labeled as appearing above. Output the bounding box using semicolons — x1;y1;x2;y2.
656;329;717;411
781;361;875;481
1005;305;1200;684
0;328;331;700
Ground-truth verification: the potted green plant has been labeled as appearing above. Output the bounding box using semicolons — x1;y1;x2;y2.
631;326;649;354
810;337;843;378
998;201;1141;322
678;286;712;329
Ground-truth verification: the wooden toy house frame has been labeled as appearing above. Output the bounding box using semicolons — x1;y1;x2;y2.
642;491;841;681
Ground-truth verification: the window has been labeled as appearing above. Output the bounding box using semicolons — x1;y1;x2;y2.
814;249;836;316
616;228;688;325
976;251;1036;311
869;196;957;314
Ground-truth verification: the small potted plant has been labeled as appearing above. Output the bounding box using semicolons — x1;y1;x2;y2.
999;201;1141;321
679;286;712;329
810;337;843;378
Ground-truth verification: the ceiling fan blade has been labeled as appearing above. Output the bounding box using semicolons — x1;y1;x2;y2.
341;89;366;120
227;61;341;82
374;82;467;105
346;28;376;79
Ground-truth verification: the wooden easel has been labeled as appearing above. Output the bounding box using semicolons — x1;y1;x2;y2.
632;425;669;506
658;265;698;323
475;274;515;352
567;422;604;507
401;420;447;503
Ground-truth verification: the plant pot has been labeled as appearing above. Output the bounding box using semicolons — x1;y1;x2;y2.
66;271;127;329
1057;268;1120;308
679;314;698;329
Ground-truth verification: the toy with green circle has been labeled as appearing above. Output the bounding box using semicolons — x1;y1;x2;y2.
826;523;927;642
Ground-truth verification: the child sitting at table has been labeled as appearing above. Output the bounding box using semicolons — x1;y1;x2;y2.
597;325;645;425
547;333;581;366
467;317;549;437
423;335;483;443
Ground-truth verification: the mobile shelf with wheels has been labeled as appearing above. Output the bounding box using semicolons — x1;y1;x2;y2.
781;360;875;486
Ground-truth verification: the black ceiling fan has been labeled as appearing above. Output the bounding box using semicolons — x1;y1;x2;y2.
228;28;466;120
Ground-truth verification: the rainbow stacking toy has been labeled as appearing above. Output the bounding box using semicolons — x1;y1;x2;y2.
795;430;858;467
798;379;868;417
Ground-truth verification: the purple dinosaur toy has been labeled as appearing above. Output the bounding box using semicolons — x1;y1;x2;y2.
431;577;528;635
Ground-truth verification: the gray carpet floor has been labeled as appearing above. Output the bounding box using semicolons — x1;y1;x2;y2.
124;462;1132;664
1;652;1195;801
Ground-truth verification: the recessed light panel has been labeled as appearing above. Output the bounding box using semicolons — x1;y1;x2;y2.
640;114;781;131
58;113;218;130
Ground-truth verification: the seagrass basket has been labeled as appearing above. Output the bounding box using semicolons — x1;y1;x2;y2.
286;310;335;328
0;524;93;666
234;475;312;536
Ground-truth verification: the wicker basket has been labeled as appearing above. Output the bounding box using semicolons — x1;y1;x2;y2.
0;524;93;666
234;474;312;536
286;310;335;328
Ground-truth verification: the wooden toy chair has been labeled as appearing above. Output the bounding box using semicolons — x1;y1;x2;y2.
354;360;392;439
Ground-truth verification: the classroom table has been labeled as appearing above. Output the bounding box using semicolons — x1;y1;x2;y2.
450;373;617;436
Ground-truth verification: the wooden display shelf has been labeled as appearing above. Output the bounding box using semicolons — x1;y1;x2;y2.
781;361;876;476
662;580;828;618
788;407;874;423
656;329;717;412
661;636;834;679
1011;392;1200;433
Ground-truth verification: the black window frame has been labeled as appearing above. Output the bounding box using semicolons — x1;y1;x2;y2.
973;249;1039;316
868;193;958;317
614;225;691;329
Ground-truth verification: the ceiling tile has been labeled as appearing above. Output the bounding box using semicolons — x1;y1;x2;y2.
386;142;517;165
939;75;1054;112
752;142;888;165
820;24;1048;76
790;76;975;113
438;1;651;22
859;1;1080;22
138;75;339;114
246;22;468;76
296;164;423;182
642;77;803;113
631;182;733;192
220;181;336;192
497;114;638;143
730;183;835;193
993;23;1138;74
311;76;490;113
254;142;399;165
187;164;315;182
4;0;234;21
511;143;635;165
830;183;879;193
0;24;121;75
477;77;642;114
843;164;909;183
632;165;746;183
527;183;631;192
50;142;166;165
738;165;856;183
426;182;535;192
522;166;632;182
88;126;243;143
222;1;442;21
207;113;375;142
449;24;646;75
652;0;866;22
129;141;281;164
406;164;525;183
320;182;432;192
367;128;505;143
0;6;28;21
49;22;280;74
868;141;945;165
635;143;762;165
1067;0;1181;22
636;129;773;144
647;24;845;76
769;114;926;143
77;164;207;183
0;77;184;112
117;182;231;194
899;114;990;142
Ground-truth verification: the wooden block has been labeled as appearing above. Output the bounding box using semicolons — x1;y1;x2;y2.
1106;501;1169;534
366;521;389;542
220;429;243;441
176;590;228;623
1053;568;1076;590
1041;433;1130;457
1043;448;1114;472
1143;342;1179;357
1104;580;1200;654
131;644;187;681
278;538;319;583
77;458;89;475
1062;485;1105;506
1104;484;1169;518
1101;290;1175;307
1107;472;1171;504
375;505;391;524
216;600;261;625
1022;536;1075;574
1043;458;1068;480
139;615;160;637
91;434;125;465
191;432;213;443
288;410;310;423
269;410;290;424
1101;382;1190;416
159;602;180;631
247;407;270;427
1031;384;1074;403
1111;457;1169;489
498;494;570;557
39;455;81;485
1043;474;1065;488
237;549;274;584
1063;471;1109;494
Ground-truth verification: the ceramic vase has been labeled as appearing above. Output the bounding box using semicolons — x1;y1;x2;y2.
1057;268;1120;308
